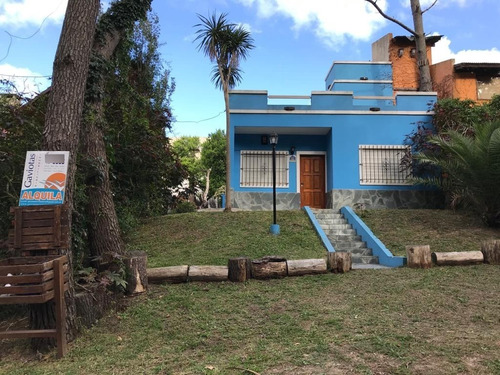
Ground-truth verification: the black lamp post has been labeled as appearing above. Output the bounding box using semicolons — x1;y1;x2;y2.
269;132;280;235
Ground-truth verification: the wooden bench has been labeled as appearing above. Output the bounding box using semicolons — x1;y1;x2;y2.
0;205;70;358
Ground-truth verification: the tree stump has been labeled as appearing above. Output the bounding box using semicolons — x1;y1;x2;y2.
431;251;484;266
124;251;148;295
287;259;327;276
188;266;228;282
327;252;352;273
252;256;287;279
147;266;188;284
228;257;252;282
481;240;500;265
406;245;432;269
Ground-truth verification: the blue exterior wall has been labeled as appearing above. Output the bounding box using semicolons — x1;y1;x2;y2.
228;61;437;207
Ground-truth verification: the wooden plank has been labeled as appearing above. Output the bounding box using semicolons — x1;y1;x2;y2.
0;329;57;339
53;204;61;247
0;272;45;284
0;291;54;304
0;280;54;295
15;243;69;251
14;207;22;249
0;255;60;265
53;257;67;358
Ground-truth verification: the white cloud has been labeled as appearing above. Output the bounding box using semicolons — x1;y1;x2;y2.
432;37;500;64
236;0;389;49
0;63;50;97
0;0;68;29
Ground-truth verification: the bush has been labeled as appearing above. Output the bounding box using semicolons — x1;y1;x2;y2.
174;201;197;214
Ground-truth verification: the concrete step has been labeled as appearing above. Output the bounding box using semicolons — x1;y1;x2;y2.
330;234;362;242
317;218;346;225
319;223;352;230
314;213;343;220
351;255;379;264
330;239;366;249
335;247;373;256
323;229;357;236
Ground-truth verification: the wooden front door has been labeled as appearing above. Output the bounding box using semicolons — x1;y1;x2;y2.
300;155;326;209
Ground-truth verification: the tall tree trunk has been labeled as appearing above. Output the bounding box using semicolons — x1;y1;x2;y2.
411;0;433;91
37;0;100;347
224;86;232;211
82;36;125;260
82;0;152;259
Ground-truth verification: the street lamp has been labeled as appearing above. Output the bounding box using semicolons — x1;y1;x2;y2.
269;132;280;235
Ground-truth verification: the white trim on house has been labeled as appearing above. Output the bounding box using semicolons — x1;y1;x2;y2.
333;80;393;84
296;151;328;194
230;109;435;116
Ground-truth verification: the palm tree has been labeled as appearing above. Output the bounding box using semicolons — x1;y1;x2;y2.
416;121;500;227
195;12;254;212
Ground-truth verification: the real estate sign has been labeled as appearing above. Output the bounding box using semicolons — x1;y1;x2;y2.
19;151;70;206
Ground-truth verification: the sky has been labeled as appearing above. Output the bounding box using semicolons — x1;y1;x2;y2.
1;0;500;137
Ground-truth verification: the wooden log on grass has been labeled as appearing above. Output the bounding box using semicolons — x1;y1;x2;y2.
287;259;327;276
406;245;432;269
124;251;148;295
431;251;484;266
481;240;500;265
228;257;252;282
147;265;188;284
252;256;287;279
188;266;228;282
327;252;352;273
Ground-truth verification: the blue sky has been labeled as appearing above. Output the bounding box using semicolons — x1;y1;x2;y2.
1;0;500;137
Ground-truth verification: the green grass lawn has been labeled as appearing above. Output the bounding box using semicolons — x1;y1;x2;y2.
358;209;500;257
126;210;326;267
1;209;500;374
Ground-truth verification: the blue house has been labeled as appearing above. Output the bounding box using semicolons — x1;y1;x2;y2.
228;61;441;210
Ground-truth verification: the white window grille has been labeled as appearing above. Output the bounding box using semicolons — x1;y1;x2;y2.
240;150;289;188
359;145;411;185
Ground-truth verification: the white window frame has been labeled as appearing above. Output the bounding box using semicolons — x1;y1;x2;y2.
240;150;289;188
359;145;411;185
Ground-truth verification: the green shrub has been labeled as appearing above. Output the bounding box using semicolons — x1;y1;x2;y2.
174;200;197;214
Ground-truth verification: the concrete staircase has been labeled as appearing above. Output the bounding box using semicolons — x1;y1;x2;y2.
313;209;379;265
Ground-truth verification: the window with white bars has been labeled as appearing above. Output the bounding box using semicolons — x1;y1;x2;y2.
240;150;289;188
359;145;411;185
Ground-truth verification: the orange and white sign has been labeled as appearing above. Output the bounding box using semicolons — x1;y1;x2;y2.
19;151;70;206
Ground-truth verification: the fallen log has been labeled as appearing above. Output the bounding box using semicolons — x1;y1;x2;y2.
228;257;252;282
431;251;484;266
406;245;432;269
287;259;327;276
188;266;228;282
147;265;188;284
327;252;352;273
252;256;287;279
481;240;500;265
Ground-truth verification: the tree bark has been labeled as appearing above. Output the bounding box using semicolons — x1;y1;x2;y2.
481;240;500;265
188;265;228;282
82;0;152;259
410;0;433;91
147;265;189;284
252;256;287;279
406;245;432;268
287;259;327;276
327;252;352;273
123;251;148;295
228;257;252;282
223;86;232;211
37;0;100;348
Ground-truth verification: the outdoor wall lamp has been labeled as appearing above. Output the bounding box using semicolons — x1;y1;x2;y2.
410;48;416;57
284;106;295;111
398;48;404;57
269;132;278;146
289;146;295;155
269;132;279;235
